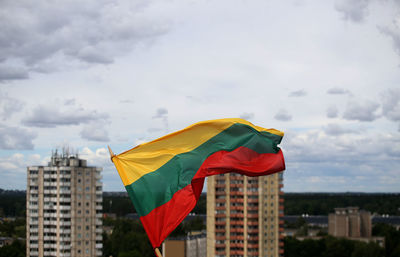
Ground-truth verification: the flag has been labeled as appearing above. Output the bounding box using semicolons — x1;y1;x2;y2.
110;118;285;249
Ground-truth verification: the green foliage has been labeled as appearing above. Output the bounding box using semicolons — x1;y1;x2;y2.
0;240;25;257
284;193;400;215
0;218;25;237
284;236;384;257
0;190;25;217
103;196;136;216
373;223;400;257
102;193;207;217
103;219;154;257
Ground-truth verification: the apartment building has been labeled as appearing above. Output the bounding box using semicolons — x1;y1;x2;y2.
207;172;284;257
26;151;103;257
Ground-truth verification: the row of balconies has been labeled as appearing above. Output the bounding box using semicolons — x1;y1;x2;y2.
43;236;57;241
59;221;71;226
44;197;58;202
43;228;57;233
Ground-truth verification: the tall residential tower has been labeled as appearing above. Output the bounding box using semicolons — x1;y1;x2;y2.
207;172;284;257
27;151;103;257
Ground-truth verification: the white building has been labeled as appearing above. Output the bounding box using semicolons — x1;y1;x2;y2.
27;151;103;257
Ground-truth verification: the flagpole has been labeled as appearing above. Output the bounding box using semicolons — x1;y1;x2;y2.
155;248;163;257
107;145;115;162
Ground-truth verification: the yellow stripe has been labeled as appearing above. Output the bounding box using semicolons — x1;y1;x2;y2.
112;118;283;186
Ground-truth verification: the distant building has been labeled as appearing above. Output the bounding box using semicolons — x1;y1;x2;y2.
328;207;371;238
27;150;103;257
207;172;284;257
0;237;13;247
162;232;206;257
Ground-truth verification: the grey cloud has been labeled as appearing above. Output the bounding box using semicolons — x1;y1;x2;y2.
288;89;307;97
239;112;254;120
326;105;339;118
147;128;162;133
0;0;170;80
379;20;400;58
0;126;37;150
64;98;76;106
0;66;29;82
0;91;24;120
22;105;109;127
152;107;169;132
327;87;352;95
80;124;110;142
343;100;380;122
334;0;370;23
323;123;357;136
76;47;114;64
284;129;400;165
152;108;168;119
381;89;400;121
120;99;134;104
274;109;292;121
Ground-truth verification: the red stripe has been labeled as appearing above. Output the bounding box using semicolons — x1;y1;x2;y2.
140;147;285;248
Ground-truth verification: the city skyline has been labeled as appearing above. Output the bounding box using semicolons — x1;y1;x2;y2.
0;0;399;192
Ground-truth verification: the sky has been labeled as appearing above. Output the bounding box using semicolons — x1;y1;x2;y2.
0;0;399;192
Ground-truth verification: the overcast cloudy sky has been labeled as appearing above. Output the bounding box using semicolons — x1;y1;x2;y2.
1;0;399;192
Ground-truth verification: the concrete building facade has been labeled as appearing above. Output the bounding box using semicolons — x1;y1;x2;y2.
328;207;371;238
207;172;284;257
162;233;206;257
26;151;103;257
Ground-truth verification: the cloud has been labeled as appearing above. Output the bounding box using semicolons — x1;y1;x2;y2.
284;129;400;165
22;104;109;127
239;112;254;120
152;107;168;119
152;107;169;132
274;109;292;121
323;123;357;136
80;123;110;142
342;100;380;121
0;66;29;82
379;15;400;58
288;89;307;97
64;98;76;106
0;90;24;120
334;0;370;23
327;87;352;95
0;126;37;150
326;105;339;118
381;88;400;122
0;0;170;81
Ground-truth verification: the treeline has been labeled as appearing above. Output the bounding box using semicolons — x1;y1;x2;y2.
284;223;400;257
102;192;206;217
103;217;205;257
2;190;400;217
284;193;400;215
0;189;25;217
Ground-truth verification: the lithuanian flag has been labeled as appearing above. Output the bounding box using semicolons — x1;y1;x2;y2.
110;118;285;249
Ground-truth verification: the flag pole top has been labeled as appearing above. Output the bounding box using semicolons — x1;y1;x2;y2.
107;145;116;162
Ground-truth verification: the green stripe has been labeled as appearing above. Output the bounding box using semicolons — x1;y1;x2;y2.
125;123;282;217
